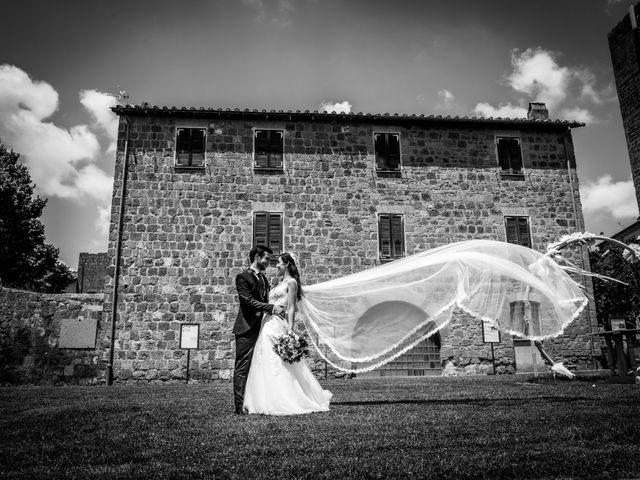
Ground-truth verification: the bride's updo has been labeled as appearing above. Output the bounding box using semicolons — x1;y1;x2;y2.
280;252;303;300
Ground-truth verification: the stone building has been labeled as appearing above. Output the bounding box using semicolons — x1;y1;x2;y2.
76;252;110;293
104;101;596;383
609;2;640;211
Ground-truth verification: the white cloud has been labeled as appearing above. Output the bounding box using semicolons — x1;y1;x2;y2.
95;204;112;237
473;102;527;118
242;0;299;26
79;89;119;152
558;107;596;124
435;89;455;110
507;48;572;109
318;100;352;114
581;175;639;219
0;64;114;236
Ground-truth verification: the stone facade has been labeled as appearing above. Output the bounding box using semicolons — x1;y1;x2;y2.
609;3;640;210
77;252;110;293
0;289;106;384
103;105;597;383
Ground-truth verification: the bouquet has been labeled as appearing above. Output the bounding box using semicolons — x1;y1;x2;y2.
273;332;310;364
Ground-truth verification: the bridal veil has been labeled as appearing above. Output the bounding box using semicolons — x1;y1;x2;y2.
296;240;588;373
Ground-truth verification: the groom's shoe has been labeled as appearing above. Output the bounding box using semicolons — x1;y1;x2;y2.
234;407;248;415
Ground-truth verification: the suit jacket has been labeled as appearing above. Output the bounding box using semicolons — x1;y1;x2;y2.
233;268;274;335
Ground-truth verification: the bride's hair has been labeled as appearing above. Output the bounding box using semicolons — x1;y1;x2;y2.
280;252;304;301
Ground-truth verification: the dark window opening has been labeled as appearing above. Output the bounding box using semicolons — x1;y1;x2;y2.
176;128;205;167
374;133;401;171
255;130;284;170
505;216;532;248
253;212;283;260
497;137;523;175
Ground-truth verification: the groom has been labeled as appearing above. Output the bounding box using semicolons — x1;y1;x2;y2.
233;245;284;414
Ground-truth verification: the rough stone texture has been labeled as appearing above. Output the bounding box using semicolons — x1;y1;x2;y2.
0;289;107;384
77;252;110;293
100;110;598;383
609;4;640;211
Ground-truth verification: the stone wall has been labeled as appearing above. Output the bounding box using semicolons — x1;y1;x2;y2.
101;109;598;382
609;3;640;210
0;288;106;385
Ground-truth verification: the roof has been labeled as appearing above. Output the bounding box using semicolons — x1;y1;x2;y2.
111;104;585;129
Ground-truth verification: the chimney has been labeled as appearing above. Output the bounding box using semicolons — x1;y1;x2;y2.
527;102;549;121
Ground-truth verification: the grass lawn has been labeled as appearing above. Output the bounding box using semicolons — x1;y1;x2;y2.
1;375;639;480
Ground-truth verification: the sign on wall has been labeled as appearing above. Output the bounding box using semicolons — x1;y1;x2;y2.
59;317;98;349
482;320;501;344
180;324;200;350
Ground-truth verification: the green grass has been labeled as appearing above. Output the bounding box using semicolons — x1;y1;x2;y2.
1;376;639;480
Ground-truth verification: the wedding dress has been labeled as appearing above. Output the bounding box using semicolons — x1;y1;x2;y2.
244;279;333;415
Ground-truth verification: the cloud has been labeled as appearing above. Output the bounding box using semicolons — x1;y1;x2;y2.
435;89;455;110
0;64;114;236
558;106;596;124
79;89;119;152
318;100;352;114
580;175;639;219
473;102;527;118
95;204;112;237
242;0;300;26
474;47;611;122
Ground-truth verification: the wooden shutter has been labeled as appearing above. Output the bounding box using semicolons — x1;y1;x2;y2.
391;214;404;258
190;129;205;166
254;212;268;246
507;138;523;173
255;130;269;168
268;213;282;255
177;128;191;166
497;138;511;171
268;131;283;168
387;134;400;170
505;216;532;248
379;215;391;258
517;217;531;248
374;134;387;170
505;217;519;244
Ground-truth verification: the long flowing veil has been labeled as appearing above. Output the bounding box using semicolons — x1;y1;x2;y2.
297;240;588;373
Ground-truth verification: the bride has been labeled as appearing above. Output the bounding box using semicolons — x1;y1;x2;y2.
243;252;332;415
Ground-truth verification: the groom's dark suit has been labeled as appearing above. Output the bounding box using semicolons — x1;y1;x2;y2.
233;268;275;413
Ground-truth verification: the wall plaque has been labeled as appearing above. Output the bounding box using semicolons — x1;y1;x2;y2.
59;317;98;349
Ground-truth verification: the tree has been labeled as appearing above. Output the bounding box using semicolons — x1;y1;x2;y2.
589;242;640;329
0;140;73;293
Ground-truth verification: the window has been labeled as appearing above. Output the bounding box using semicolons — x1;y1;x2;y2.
378;214;404;261
505;216;532;248
254;130;284;170
253;212;283;257
374;133;401;171
496;137;523;175
176;128;205;167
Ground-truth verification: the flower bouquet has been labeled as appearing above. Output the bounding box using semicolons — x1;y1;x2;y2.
273;332;310;364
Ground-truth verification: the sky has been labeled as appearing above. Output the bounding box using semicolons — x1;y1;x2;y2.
1;0;639;269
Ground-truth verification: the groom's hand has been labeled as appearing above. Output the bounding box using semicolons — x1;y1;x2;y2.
273;305;284;316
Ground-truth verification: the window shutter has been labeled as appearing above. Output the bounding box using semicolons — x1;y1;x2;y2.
254;212;268;246
387;134;400;170
255;130;269;168
268;131;283;168
391;214;404;258
507;138;523;173
379;215;391;257
517;217;531;248
497;138;511;171
268;213;282;255
505;217;519;244
374;134;387;170
190;129;205;166
177;129;191;166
